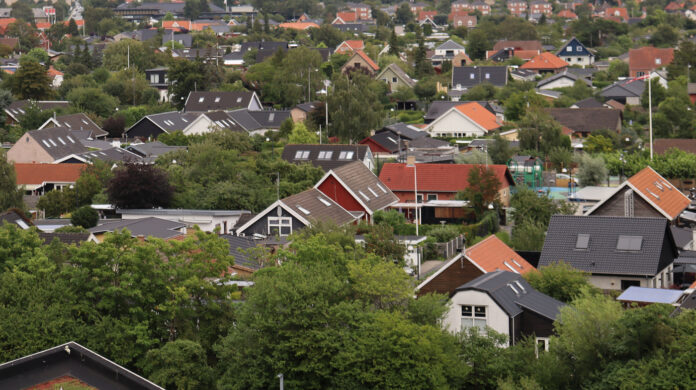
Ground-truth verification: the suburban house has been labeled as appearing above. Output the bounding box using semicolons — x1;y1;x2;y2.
291;102;319;123
162;32;192;48
360;123;427;154
6;127;88;163
221;234;289;277
4;100;70;125
571;97;606;108
0;209;33;229
54;147;144;164
546;108;622;138
537;70;592;90
38;113;108;139
282;144;374;171
334;39;364;54
315;161;399;222
520;52;569;74
451;66;508;92
586;166;690;222
145;66;170;102
14;163;86;195
183;91;263;112
602;7;629;22
557;9;578;19
118;209;250;235
88;217;188;242
486;47;540;62
530;0;553;14
425;100;503;123
0;342;164;389
451;13;477;28
235;188;361;237
417;235;535;296
341;50;379;75
629;46;674;77
431;40;467;66
181;111;247;135
556;37;594;67
601;78;645;105
376;63;416;91
539;215;678;290
124;111;200;139
424;102;501;138
125;141;186;164
226;108;292;134
378;163;516;206
653;138;696;155
507;0;528;16
443;270;565;350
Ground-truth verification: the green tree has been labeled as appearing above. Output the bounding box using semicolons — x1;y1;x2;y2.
10;1;33;23
107;163;174;209
413;25;433;78
504;91;548;121
0;153;23;211
547;146;573;172
510;186;575;228
467;29;489;60
23;48;49;64
517;109;569;156
488;135;516;164
362;223;407;266
143;339;215;389
328;72;383;142
395;3;415;24
5;21;39;49
168;59;221;109
583;134;615;154
12;59;52;100
70;205;98;228
511;221;547;251
413;79;437;101
67;87;118;117
288;122;318;144
524;261;598;303
388;28;400;55
641;77;667;110
649;24;679;47
458;166;502;220
575;154;607;186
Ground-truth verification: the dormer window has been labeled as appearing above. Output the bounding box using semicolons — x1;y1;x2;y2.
576;46;582;52
655;58;661;65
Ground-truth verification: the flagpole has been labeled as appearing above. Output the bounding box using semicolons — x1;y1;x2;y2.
649;77;653;161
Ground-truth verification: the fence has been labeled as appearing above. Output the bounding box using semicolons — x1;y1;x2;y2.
434;234;465;260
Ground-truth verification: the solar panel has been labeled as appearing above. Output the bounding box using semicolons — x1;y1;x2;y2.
617;235;642;251
575;234;590;249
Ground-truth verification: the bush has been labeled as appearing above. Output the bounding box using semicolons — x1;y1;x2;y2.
70;206;98;228
462;211;499;242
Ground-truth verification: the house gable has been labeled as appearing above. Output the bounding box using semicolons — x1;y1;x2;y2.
125;117;166;139
236;201;307;237
425;106;488;137
588;185;665;219
316;173;369;217
417;253;485;296
6;133;53;163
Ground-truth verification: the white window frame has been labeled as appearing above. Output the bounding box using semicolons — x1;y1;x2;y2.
461;305;487;332
427;194;437;201
268;216;292;236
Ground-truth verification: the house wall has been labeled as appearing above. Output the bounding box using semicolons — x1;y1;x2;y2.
425;111;487;138
360;138;392;154
520;309;555;339
418;255;484;296
248;95;263;111
394;190;457;202
539;77;576;90
290;108;308;123
238;207;305;237
341;54;377;75
588;274;651;290
626;96;641;106
7;134;54;163
121;213;245;234
589;187;665;219
126;119;165;140
378;68;410;91
445;290;510;344
316;175;369;220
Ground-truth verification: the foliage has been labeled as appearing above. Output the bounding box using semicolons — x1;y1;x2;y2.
0;154;24;211
11;59;52;100
517;108;569;156
288;122;318;144
583;134;615;154
67;87;118;117
575;154;608;186
362;223;407;266
70;206;98;229
143;339;215;389
488;135;516;164
107;163;174;209
372;210;413;235
168;59;222;109
504;90;548;121
102;116;125;138
461;211;500;242
511;220;547;251
510;187;575;228
547;146;573;172
524;261;598;303
328;72;384;142
457;166;501;220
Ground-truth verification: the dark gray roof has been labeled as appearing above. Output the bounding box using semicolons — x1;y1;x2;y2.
172;47;223;60
572;97;604;108
184;91;257;112
203;111;247;132
240;41;289;53
452;66;508;89
282;144;369;171
382;123;427;140
566;67;597;79
409;136;451;149
671;226;693;250
226;109;261;131
5;100;70;122
0;210;32;229
537;71;591;88
436;39;466;51
38;232;90;245
247;110;291;128
66;147;143;164
539;215;677;276
546;108;621;134
126;141;186;159
162;33;192;48
295;101;319;113
141;111;199;133
601;79;645;98
28;127;88;160
89;217;186;240
221;234;264;270
455;270;565;320
43;113;108;138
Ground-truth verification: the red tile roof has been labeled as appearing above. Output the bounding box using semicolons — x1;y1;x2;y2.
557;9;578;19
335;11;357;22
455;102;501;131
162;20;191;30
0;18;17;34
629;46;674;74
378;163;515;193
604;7;628;21
14;163;86;185
626;166;690;220
335;39;364;53
521;52;569;70
354;49;379;71
418;10;438;21
465;235;535;274
278;21;319;30
665;1;684;10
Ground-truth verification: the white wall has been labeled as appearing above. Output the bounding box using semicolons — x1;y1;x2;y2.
121;213;245;234
560;56;593;67
539;77;576;90
444;290;510;345
425;111;486;138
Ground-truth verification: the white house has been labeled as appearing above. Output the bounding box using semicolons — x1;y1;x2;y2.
424;102;501;138
118;209;251;235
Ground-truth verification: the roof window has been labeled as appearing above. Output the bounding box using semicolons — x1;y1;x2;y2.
358;190;369;201
64;121;71;127
42;140;51;148
198;97;204;103
49;139;57;146
318;197;332;206
318;151;333;160
297;205;311;215
294;150;310;159
575;233;590;249
66;136;75;143
503;261;519;273
654;181;664;191
214;97;221;103
269;113;275;121
57;137;66;145
339;151;354;160
616;235;643;251
236;97;242;103
377;183;388;193
645;188;660;200
368;187;378;197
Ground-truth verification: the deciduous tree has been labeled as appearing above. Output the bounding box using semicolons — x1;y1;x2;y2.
107;163;174;209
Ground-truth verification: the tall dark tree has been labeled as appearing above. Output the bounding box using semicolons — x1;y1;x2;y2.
458;166;501;220
11;59;52;100
413;26;433;77
107;163;174;209
67;18;79;35
10;1;33;24
388;28;400;55
0;154;24;211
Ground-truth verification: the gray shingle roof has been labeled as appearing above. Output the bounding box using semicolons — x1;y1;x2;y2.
546;108;621;134
539;215;677;276
452;66;508;89
455;270;565;320
226;109;261;131
28;127;88;160
184;91;257;112
42;113;108;138
324;161;399;214
126;141;186;159
436;39;466;51
382;123;427;140
247;110;291;128
162;33;192;48
203;111;247;132
282;144;369;171
144;111;200;133
572;97;604;108
89;217;186;240
601;79;645;98
282;188;360;226
67;147;143;164
537;71;591;88
221;234;264;270
5;100;70;122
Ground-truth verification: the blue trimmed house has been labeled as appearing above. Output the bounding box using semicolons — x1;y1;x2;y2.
556;37;594;67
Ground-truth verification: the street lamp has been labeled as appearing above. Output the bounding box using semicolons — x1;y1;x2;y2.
407;157;419;235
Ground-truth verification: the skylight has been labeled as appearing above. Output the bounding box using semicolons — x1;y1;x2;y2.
198;97;204;102
503;261;520;274
57;137;66;145
318;197;332;206
42;140;51;148
368;187;378;197
82;119;89;124
64;121;71;127
654;181;664;191
358;190;369;201
181;117;188;123
66;136;75;143
318;151;333;160
214;97;221;103
575;234;590;249
514;281;526;293
49;139;57;146
616;235;643;251
294;150;310;159
511;259;522;267
269;113;275;121
377;183;388;193
645;188;660;200
508;283;519;295
297;205;311;215
339;151;354;160
236;97;242;102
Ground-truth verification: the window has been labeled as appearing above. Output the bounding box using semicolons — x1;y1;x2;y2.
461;305;487;332
469;73;475;79
621;279;641;290
577;58;582;62
318;197;332;206
358;190;370;201
198;97;204;103
150;74;159;84
655;58;661;65
294;150;310;159
566;46;572;52
617;235;643;251
296;205;311;215
636;71;644;77
576;46;582;52
318;151;333;160
536;337;550;354
575;234;590;249
377;183;388;193
392;77;397;83
268;217;292;236
42;140;51;148
485;73;490;79
416;194;423;203
339;151;354;160
269;113;275;121
368;187;379;197
427;194;437;201
214;97;221;102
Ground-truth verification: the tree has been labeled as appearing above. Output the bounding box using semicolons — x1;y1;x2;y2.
11;59;51;100
102;116;125;138
517;109;569;156
510;186;575;228
649;24;679;47
10;1;32;23
362;223;407;266
511;220;546;251
328;72;383;142
524;261;598;303
388;28;400;55
288;122;318;144
67;87;118;117
143;340;215;389
583;134;615;154
488;135;515;164
70;205;98;228
575;154;607;186
547;146;573;172
413;26;433;78
23;48;49;64
458;166;501;220
641;77;667;110
467;29;489;60
0;154;23;211
67;18;79;35
395;3;415;24
504;91;547;121
5;21;39;49
18;102;55;130
168;58;220;109
413;79;437;101
107;163;174;209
